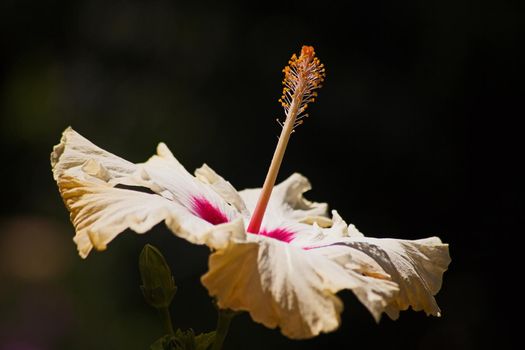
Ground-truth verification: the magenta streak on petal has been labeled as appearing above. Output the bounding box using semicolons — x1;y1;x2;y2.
191;196;229;225
259;228;296;243
303;245;324;250
303;242;346;250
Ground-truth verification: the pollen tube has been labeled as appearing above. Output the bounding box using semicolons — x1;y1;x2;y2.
247;45;325;234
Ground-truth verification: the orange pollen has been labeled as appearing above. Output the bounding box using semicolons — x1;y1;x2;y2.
278;46;326;124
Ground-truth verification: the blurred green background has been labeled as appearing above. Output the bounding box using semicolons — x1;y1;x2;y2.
0;0;520;349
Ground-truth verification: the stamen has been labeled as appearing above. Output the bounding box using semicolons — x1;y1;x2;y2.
247;46;325;234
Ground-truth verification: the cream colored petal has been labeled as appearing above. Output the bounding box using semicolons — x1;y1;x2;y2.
318;210;363;238
291;212;393;279
51;127;136;182
166;215;245;251
239;173;328;226
294;211;449;319
311;243;392;281
347;223;365;238
194;164;249;216
319;210;349;238
298;215;333;227
201;237;398;339
289;211;352;247
124;145;239;221
57;172;245;258
51;128;240;222
344;236;451;318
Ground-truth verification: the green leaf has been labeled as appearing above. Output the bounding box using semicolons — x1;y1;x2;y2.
195;331;216;350
172;329;196;350
149;329;216;350
150;335;176;350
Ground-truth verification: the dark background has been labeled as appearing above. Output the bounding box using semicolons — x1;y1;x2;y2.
0;0;521;349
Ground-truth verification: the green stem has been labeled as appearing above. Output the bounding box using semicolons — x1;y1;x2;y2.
159;307;174;335
212;309;236;350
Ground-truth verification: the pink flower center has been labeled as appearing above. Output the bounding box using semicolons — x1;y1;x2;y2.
191;197;296;244
191;196;229;225
259;228;296;243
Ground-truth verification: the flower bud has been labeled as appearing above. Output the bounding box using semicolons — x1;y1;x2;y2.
139;244;177;309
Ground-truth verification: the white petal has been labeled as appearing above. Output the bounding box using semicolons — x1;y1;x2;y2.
51;128;245;256
194;164;249;216
52;127;239;223
343;236;451;318
317;210;349;238
201;236;398;339
51;127;136;182
288;211;351;247
239;173;328;227
310;243;392;281
119;144;239;221
319;210;363;239
57;173;244;258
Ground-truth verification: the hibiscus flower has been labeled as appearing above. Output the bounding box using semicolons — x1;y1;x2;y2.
51;46;450;339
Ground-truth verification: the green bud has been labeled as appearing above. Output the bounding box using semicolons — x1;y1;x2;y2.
139;244;177;309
